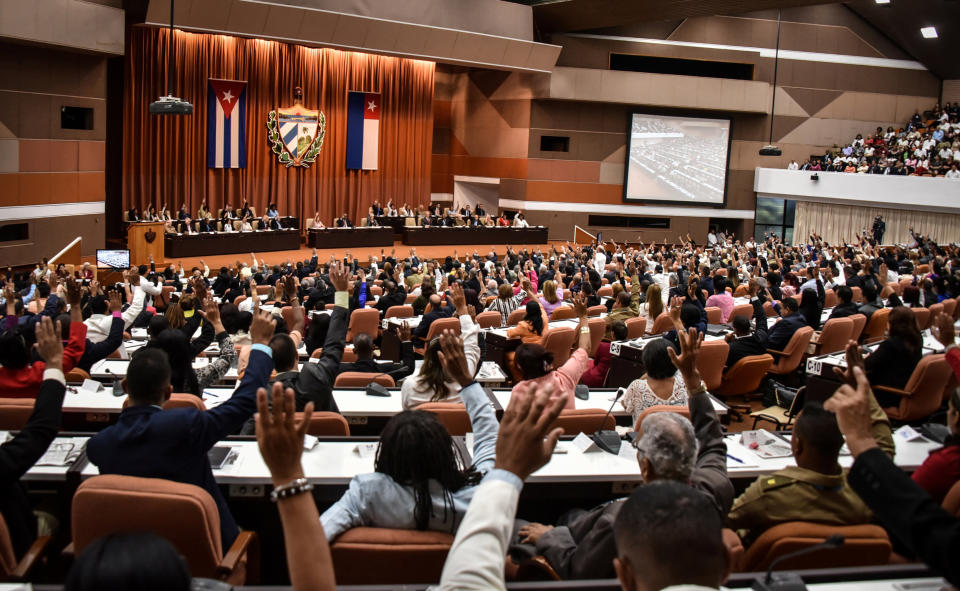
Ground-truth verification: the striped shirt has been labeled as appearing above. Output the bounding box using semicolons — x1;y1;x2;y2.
485;294;526;327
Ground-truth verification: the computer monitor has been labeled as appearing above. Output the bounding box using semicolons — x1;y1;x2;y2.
96;249;131;270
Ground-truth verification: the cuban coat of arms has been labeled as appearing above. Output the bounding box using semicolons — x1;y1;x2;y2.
266;87;326;167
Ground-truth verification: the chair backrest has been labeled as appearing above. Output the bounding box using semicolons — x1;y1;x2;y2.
423;317;462;343
587;318;606;357
763;301;777;317
0;398;35;430
502;307;524;327
888;354;953;422
824;289;837;309
122;393;206;411
385;305;413;319
597;286;613;298
346;308;381;343
943;480;960;517
848;314;867;341
733;284;749;297
704;306;722;324
280;306;296;330
715;354;774;397
696;340;730;392
298;411;350;436
330;527;454;585
586;305;606;317
771;326;814;374
625;317;646;340
650;313;673;334
926;303;944;328
255;285;271;296
232;295;246;307
942;298;958;319
742;522;891;572
552;408;615;434
417;402;471;435
817;317;854;355
334;372;396;388
728;303;754;323
863;308;891;342
633;405;692;435
65;368;91;383
549;306;576;321
72;475;224;578
542;326;576;367
475;310;502;329
404;293;417;304
369;285;383;297
911;307;930;332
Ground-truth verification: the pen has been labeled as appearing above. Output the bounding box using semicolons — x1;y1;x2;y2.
727;453;745;464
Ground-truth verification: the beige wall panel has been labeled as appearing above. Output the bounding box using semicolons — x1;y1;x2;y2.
0;139;17;173
186;0;230;30
421;28;460;62
599;161;624;184
457;128;529;160
0;213;104;267
295;11;341;46
78;140;105;172
262;5;306;39
329;14;369;47
0;0;123;55
603;143;625;164
499;178;527;201
0;45;107;99
502;43;535;74
943;81;960;105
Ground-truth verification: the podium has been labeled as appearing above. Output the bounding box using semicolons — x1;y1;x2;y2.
127;222;165;265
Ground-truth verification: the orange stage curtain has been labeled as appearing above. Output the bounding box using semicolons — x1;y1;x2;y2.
122;27;434;226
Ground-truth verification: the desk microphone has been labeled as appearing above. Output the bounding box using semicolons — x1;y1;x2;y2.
364;371;394;397
751;535;844;591
105;369;125;397
591;387;625;455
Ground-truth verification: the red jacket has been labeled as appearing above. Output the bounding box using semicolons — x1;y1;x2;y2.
912;442;960;504
0;321;86;398
947;347;960;381
580;341;612;388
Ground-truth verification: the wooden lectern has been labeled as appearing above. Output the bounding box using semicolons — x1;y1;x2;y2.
127;222;165;265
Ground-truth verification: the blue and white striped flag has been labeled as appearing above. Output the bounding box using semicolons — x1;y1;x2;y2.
207;79;247;168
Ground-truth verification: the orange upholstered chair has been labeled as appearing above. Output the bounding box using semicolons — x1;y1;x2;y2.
849;314;867;342
549;306;577;321
587;317;606;357
542;326;576;367
0;399;35;430
333;372;396;388
417;402;471;435
633;405;692;434
506;308;526;326
330;527;454;585
625;317;646;339
862;308;891;343
814;317;854;356
299;411;350;436
876;354;953;423
741;522;891;572
65;368;90;383
729;304;754;323
385;305;414;319
413;317;461;356
280;306;296;330
850;286;862;303
345;308;380;342
122;394;206;412
942;298;958;319
824;289;837;309
705;307;723;324
0;513;50;581
72;475;257;585
404;293;417;305
650;313;673;335
767;326;814;376
697;340;730;392
475;311;502;328
714;354;775;418
911;307;930;332
597;286;613;298
586;305;606;317
552;408;614;434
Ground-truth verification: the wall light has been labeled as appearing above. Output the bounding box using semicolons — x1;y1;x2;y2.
921;26;938;39
874;0;890;4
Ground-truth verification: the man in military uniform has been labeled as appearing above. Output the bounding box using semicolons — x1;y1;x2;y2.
727;390;894;545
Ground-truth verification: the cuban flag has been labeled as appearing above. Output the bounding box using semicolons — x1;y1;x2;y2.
346;91;380;170
207;79;247;168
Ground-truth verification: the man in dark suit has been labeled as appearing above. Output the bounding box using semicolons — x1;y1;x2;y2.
724;297;769;370
339;333;414;383
87;308;279;551
0;317;67;558
198;217;215;233
375;279;407;318
844;267;862;289
827;286;860;320
411;293;453;347
335;213;353;228
766;297;806;353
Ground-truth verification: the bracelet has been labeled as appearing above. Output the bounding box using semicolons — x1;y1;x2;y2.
270;477;314;502
687;381;708;396
580;326;591;334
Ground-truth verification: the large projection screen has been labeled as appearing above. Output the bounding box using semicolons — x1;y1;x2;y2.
623;113;731;206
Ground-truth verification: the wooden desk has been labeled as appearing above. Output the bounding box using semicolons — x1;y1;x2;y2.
307;227;394;248
402;226;549;246
126;222;165;265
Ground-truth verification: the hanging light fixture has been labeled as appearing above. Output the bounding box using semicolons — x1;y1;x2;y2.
759;8;782;156
149;0;193;115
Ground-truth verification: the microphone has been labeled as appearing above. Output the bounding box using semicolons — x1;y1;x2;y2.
363;370;395;397
752;535;844;591
591;387;625;455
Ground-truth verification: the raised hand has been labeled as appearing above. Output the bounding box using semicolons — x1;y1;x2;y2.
668;295;683;326
197;298;225;333
34;316;64;370
931;313;956;348
823;366;879;458
64;277;82;306
328;261;349;292
108;290;123;312
250;309;277;346
449;283;467;315
435;329;473;387
494;381;566;481
572;292;588;318
832;340;866;387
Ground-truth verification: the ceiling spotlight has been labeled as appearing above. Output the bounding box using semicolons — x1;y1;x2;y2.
921;26;938;39
874;0;890;4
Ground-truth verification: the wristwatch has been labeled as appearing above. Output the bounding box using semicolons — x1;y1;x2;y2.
687;381;708;396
